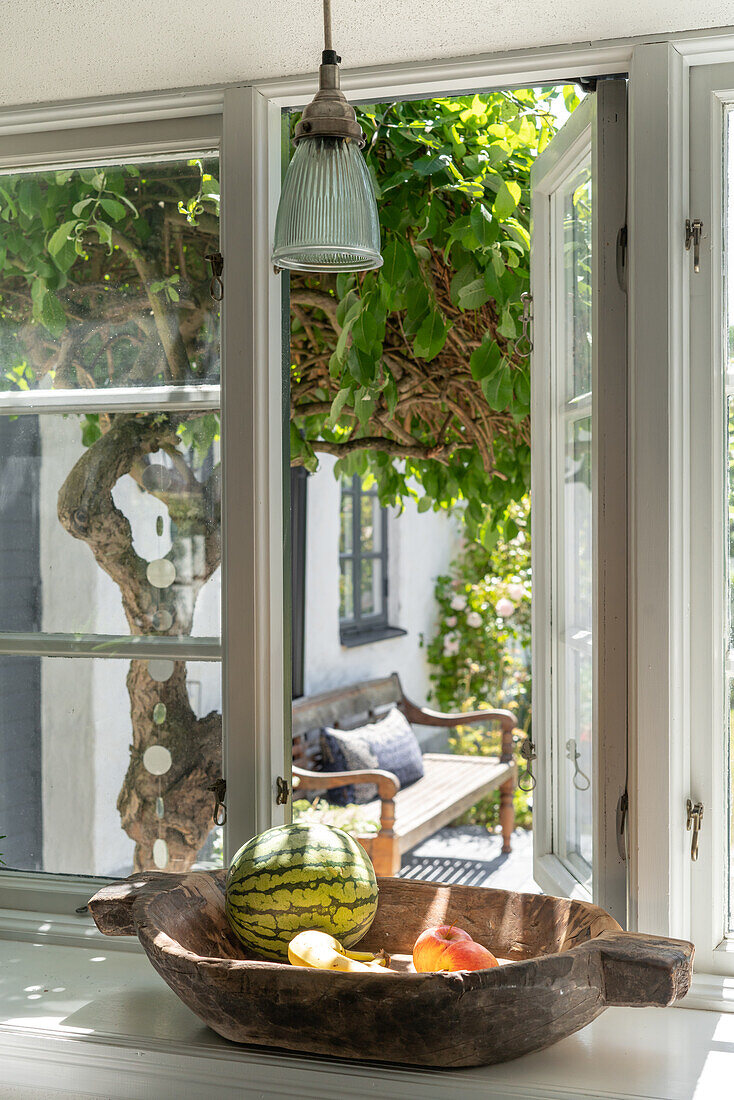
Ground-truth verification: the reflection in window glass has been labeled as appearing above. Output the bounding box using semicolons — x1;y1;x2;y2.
564;165;592;400
0;411;221;636
0;158;220;391
0;656;222;877
556;152;593;880
0;152;222;884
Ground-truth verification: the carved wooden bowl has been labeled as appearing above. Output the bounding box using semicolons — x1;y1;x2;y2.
88;870;693;1068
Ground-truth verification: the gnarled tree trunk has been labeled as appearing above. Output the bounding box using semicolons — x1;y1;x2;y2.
57;412;222;871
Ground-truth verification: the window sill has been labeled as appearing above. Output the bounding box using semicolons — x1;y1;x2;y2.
339;625;407;648
2;935;734;1099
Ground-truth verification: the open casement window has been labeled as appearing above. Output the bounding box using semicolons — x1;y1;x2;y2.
688;61;734;976
0;92;289;923
530;80;628;923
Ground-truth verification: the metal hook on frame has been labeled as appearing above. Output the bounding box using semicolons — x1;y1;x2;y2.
518;735;537;792
207;777;227;826
205;252;224;302
515;292;533;358
565;739;591;792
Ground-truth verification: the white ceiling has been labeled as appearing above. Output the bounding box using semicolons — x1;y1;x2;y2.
3;0;734;108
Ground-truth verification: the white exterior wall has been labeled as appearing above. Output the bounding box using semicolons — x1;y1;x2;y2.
39;416;221;876
302;456;460;745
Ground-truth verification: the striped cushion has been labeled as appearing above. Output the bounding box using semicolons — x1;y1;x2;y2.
320;707;424;805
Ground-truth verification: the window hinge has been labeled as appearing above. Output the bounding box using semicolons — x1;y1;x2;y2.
276;775;290;805
685;219;704;273
616;789;629;860
686;798;704;861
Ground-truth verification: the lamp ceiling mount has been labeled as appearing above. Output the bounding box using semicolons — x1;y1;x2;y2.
294;0;364;146
295;55;365;146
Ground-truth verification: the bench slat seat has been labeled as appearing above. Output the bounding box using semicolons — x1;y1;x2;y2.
360;754;516;853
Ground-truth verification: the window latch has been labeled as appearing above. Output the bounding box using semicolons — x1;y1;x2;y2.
686;798;704;861
205;252;224;301
207;778;227;826
685;219;704;273
276;776;291;805
616;789;629;861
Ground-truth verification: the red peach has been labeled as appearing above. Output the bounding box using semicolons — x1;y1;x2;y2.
413;924;499;972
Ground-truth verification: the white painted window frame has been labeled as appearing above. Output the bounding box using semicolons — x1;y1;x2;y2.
530;80;628;925
0;88;289;929
685;59;734;989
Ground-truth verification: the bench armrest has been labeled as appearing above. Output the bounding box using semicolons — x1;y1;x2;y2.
293;765;400;800
399;696;516;732
399;694;517;766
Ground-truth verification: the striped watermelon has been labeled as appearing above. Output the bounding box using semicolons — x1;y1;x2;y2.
225;823;379;961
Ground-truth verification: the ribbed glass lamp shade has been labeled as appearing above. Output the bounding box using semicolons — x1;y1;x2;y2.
272;137;382;272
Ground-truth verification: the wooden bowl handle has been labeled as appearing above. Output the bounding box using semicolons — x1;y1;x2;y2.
591;930;694;1007
88;872;182;936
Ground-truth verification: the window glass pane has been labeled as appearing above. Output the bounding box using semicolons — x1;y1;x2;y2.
554;154;593;884
339;558;354;622
360;556;382;618
340;489;353;555
360;492;380;553
0;655;222;877
0;410;221;636
0;157;219;391
562;161;592;399
565;416;593;630
564;648;593;869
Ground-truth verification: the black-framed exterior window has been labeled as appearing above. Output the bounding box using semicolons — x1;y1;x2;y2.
339;475;406;647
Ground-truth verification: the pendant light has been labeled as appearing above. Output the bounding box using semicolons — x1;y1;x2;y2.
271;0;382;272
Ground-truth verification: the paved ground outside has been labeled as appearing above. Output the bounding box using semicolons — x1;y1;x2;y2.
398;826;538;893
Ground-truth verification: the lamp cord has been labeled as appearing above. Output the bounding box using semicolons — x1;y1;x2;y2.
323;0;333;51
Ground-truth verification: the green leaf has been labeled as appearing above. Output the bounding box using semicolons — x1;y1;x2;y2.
481;362;514;410
497;303;517;339
327;387;352;430
470;203;495;248
457;278;489;311
17;180;42;221
72;198;95;217
470;339;500;380
353;387;375;429
380;239;409;286
98;197;127;221
413;311;447;361
334;299;362;362
493;180;522;220
94;221;113;250
41;290;66;338
47;220;78;258
351;309;379;354
413;153;452;176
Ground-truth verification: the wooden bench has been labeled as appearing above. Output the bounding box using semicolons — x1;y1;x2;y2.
292;673;518;877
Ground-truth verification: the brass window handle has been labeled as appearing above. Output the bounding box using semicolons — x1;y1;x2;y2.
686;799;704;861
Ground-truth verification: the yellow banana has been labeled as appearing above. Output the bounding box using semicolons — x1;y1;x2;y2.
343;947;390;966
288;930;393;973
